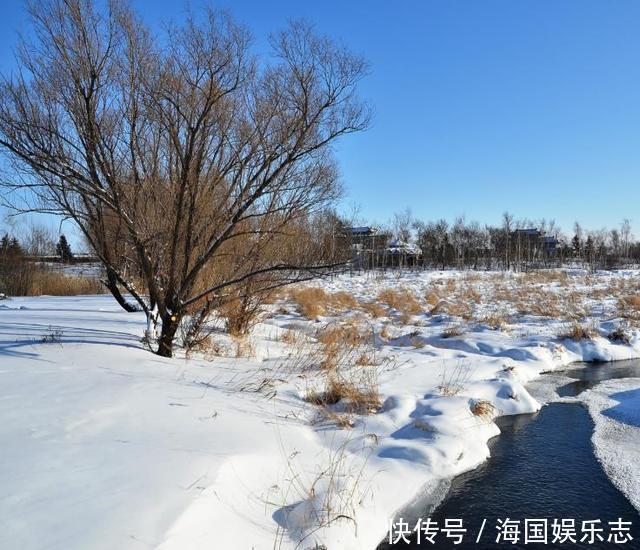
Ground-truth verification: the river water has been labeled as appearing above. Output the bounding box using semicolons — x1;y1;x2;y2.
378;362;640;549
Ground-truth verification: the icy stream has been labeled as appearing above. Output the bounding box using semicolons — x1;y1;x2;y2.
378;362;640;549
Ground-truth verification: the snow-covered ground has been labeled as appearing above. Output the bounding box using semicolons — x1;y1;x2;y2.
1;269;640;549
581;378;640;512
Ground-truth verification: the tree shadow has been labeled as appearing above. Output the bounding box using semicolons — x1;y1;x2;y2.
0;321;143;359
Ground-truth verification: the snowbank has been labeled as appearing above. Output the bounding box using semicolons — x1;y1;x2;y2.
2;269;640;549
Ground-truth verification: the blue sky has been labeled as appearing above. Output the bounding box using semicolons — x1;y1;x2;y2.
2;0;640;238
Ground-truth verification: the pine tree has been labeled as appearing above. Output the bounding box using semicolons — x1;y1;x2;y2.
8;237;23;257
56;235;74;263
571;234;581;258
0;234;9;256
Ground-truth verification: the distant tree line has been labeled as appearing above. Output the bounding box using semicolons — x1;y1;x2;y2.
338;212;640;272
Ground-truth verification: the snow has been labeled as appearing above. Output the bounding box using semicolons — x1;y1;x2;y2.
581;378;640;512
2;269;640;549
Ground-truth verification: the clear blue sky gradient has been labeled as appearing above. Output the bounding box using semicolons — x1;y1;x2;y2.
1;0;640;234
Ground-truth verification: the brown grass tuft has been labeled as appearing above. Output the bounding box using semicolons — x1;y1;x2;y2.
360;300;387;318
306;375;381;414
377;288;421;314
442;324;465;338
328;291;358;311
471;399;496;421
560;321;599;341
478;311;508;330
289;287;328;318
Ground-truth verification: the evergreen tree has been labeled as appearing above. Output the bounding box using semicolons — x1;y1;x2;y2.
56;235;74;263
0;234;9;256
8;237;23;257
571;233;581;258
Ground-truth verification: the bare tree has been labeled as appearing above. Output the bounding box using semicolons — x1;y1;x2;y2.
502;211;513;270
392;207;413;243
0;0;370;356
621;219;632;261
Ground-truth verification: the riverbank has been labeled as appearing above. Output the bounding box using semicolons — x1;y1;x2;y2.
2;269;640;549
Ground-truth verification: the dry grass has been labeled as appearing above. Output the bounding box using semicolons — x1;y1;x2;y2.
306;374;381;415
290;287;328;318
619;295;640;315
560;321;599;341
316;321;370;370
219;296;265;337
233;335;256;358
360;300;387;318
438;361;472;395
521;270;569;285
425;290;440;308
471;399;496;421
328;291;358;311
316;322;367;348
376;288;422;316
27;271;104;296
477;311;508;330
289;288;359;319
279;328;302;345
441;323;465;339
459;284;481;304
410;335;426;348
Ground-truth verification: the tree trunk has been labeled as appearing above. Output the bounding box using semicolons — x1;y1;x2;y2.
104;268;139;313
156;314;180;357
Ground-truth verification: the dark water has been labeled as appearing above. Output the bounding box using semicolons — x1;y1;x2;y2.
557;360;640;398
378;403;639;549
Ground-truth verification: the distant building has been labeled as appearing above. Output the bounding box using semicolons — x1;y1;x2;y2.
512;228;558;258
345;227;423;268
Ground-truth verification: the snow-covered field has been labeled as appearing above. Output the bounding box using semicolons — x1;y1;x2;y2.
1;269;640;549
